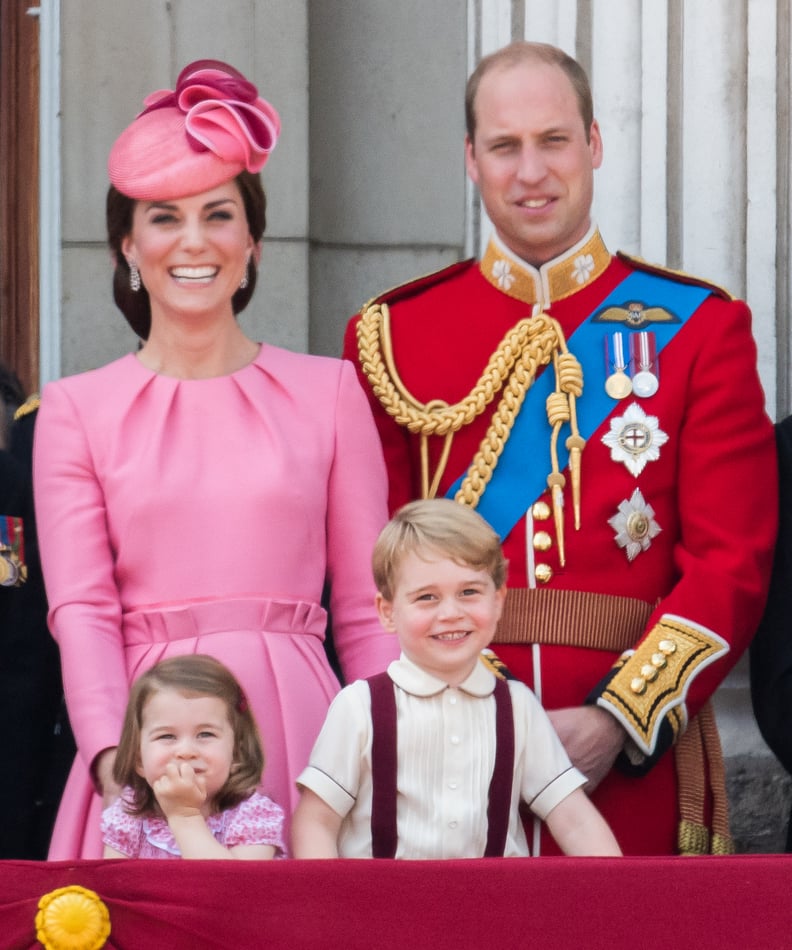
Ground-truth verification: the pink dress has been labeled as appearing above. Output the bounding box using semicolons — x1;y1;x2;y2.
101;790;285;858
34;346;398;858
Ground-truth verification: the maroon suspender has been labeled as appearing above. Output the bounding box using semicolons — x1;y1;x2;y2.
485;676;515;857
367;672;515;858
368;671;398;858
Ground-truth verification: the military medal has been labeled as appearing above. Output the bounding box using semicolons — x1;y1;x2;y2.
0;516;26;587
630;331;659;398
605;332;632;399
0;553;19;587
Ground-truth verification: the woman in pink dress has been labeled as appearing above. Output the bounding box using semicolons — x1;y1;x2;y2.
34;60;397;859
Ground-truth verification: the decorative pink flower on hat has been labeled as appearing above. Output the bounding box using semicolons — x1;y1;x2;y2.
140;60;280;173
108;59;281;200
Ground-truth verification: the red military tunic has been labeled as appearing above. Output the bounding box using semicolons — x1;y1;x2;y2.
343;228;777;855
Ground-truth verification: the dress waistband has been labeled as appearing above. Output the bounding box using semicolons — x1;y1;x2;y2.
122;597;328;645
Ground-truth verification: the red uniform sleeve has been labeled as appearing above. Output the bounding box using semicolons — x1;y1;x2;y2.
594;297;777;764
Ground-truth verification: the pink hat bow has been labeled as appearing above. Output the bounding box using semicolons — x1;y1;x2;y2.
141;61;280;172
109;59;281;200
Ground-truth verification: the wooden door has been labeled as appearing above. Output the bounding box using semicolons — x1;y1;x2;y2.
0;1;40;395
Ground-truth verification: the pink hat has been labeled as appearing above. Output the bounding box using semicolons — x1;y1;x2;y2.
108;59;280;200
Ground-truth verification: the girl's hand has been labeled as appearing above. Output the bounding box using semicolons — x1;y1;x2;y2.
152;761;208;819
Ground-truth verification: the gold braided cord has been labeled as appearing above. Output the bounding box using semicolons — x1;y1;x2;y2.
357;303;585;558
454;328;562;504
359;302;552;434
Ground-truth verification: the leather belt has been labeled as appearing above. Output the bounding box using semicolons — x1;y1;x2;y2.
493;587;656;653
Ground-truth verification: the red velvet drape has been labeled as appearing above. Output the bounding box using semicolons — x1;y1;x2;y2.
4;856;790;949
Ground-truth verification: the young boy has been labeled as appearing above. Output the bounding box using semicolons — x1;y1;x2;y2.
291;499;621;859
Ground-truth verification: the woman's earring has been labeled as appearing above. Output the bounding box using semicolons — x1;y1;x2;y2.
239;255;251;290
128;261;141;293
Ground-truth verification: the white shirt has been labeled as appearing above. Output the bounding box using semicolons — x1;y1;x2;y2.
297;654;586;858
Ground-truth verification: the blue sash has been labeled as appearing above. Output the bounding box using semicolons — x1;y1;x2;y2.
446;271;710;538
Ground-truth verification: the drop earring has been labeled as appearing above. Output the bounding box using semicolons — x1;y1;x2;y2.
239;255;251;290
128;261;141;292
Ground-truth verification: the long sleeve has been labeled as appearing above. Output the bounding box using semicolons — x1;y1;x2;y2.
33;381;128;774
325;361;399;681
591;297;777;765
342;319;418;515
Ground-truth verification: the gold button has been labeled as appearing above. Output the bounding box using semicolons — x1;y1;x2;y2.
533;531;552;551
535;563;553;584
658;639;677;655
532;501;551;521
651;653;667;669
640;663;659;682
630;676;647;695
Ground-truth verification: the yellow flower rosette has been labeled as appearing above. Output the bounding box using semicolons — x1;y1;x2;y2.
35;885;111;950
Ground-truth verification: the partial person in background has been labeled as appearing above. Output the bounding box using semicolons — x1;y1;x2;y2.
344;40;776;855
34;60;396;859
0;362;25;450
0;371;75;859
750;414;792;852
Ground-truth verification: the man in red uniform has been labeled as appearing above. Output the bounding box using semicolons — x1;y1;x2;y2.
343;41;777;855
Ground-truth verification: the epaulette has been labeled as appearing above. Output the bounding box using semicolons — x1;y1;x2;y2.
616;251;735;301
362;258;476;312
13;393;40;421
479;648;518;681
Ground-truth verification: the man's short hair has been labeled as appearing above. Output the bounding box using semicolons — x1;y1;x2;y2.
465;40;594;143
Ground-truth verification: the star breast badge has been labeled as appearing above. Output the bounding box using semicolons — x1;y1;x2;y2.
601;402;669;477
608;488;662;561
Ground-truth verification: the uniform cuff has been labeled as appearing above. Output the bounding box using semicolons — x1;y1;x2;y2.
595;614;728;756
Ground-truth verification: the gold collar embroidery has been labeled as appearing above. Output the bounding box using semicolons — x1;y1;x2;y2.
480;228;612;307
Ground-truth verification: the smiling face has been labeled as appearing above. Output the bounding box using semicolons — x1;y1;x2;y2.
136;688;236;811
376;549;506;686
121;180;255;329
465;58;603;267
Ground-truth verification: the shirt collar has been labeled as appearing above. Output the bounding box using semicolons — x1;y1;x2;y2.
479;225;611;308
388;653;496;698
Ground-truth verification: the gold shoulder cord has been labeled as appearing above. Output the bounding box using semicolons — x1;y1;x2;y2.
357;303;585;564
13;393;40;421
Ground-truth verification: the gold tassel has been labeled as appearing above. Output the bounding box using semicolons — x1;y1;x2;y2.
566;433;585;530
546;472;566;567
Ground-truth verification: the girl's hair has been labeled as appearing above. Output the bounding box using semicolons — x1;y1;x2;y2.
106;169;267;340
113;654;264;817
372;498;508;601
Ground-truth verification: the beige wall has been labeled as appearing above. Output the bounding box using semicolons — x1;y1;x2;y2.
307;1;466;355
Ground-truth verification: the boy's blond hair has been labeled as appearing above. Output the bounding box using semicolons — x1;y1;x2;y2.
372;499;507;600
